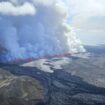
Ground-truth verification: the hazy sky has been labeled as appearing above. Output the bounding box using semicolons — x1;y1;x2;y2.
65;0;105;45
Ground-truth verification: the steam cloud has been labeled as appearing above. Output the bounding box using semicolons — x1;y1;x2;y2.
0;0;85;62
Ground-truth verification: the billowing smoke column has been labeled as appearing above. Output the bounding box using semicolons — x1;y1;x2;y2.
0;0;85;62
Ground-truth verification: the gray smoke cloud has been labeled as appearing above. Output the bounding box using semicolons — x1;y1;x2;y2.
0;0;85;62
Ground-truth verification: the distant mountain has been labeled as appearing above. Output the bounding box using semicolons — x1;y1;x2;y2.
85;44;105;54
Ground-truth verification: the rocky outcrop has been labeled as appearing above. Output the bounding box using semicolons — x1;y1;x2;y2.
0;68;44;105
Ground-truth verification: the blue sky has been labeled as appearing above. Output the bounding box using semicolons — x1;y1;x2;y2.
65;0;105;45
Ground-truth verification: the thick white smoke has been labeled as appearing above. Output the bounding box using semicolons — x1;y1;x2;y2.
0;0;85;62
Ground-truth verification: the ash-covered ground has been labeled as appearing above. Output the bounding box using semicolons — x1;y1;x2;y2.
0;45;105;105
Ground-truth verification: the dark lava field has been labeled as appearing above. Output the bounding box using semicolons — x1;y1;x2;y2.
0;45;105;105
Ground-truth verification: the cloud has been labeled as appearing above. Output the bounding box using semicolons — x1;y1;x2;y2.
0;0;85;62
0;2;36;16
64;0;105;44
65;0;105;27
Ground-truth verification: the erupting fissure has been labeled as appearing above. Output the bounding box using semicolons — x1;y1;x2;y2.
0;0;85;62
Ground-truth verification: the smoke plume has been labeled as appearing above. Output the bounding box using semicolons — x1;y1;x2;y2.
0;0;85;62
